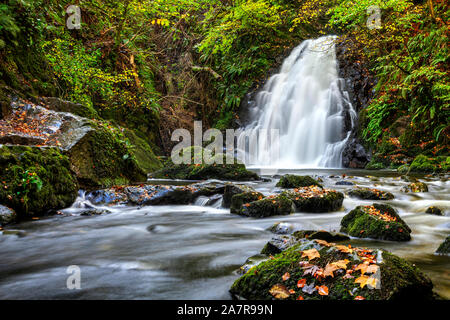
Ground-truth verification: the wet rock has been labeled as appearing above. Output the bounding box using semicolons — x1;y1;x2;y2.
230;191;264;214
223;183;257;208
347;187;394;200
0;134;46;146
401;182;428;193
238;195;294;218
425;206;443;216
340;203;411;241
282;187;344;213
276;175;322;188
39;97;98;118
0;205;16;225
336;180;354;186
2;230;27;237
342;139;370;169
435;236;450;255
238;254;269;274
86;189;128;205
269;222;298;235
230;239;434;300
260;235;299;255
80;209;111;216
293;230;350;242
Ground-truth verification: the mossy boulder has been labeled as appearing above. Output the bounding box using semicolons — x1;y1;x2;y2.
230;191;264;214
0;204;16;225
66;124;147;189
293;230;350;242
223;183;258;208
39;97;98;119
231;239;434;300
425;206;443;216
282;187;344;213
401;182;428;193
123;128;162;173
276;175;322;188
347;187;394;200
340;204;411;241
150;146;259;181
0;145;78;217
408;154;449;174
238;195;295;218
365;160;386;170
435;236;450;255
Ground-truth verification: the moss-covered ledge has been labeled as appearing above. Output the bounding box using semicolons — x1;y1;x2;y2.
0;145;78;218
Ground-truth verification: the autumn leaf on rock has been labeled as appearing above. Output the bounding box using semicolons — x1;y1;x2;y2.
282;272;290;281
335;245;353;254
297;296;304;300
323;263;339;278
314;239;332;247
269;284;291;299
365;264;380;274
302;283;317;295
354;296;366;300
297;278;306;288
331;259;350;270
316;285;329;296
354;275;378;289
301;248;320;260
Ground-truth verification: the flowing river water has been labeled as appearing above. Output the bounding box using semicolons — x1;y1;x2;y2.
0;169;448;299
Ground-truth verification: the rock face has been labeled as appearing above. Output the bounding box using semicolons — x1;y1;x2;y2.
340;204;411;241
401;182;428;193
0;205;16;225
0;145;78;217
342;139;371;169
282;187;344;213
436;236;450;255
347;187;394;200
239;195;294;218
230;239;434;300
276;175;322;188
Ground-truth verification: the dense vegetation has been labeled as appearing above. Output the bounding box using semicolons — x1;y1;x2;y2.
0;0;448;166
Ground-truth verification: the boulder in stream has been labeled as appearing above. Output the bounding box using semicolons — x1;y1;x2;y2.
425;206;444;216
282;186;344;213
230;239;434;300
276;175;322;188
238;195;295;218
0;205;16;225
401;182;428;193
340;203;411;241
347;187;394;200
223;183;258;208
435;236;450;255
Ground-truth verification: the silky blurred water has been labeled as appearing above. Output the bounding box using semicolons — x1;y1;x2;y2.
0;170;448;299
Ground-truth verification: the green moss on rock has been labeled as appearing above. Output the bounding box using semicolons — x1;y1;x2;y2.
340;203;411;241
282;188;344;213
276;175;322;188
230;191;264;214
230;240;433;300
123;129;162;173
401;182;428;193
408;154;449;174
238;195;294;218
348;187;394;200
436;236;450;255
0;146;78;217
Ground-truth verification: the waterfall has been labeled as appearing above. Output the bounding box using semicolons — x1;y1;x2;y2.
237;36;356;169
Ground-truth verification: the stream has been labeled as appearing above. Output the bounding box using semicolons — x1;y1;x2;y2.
0;169;448;300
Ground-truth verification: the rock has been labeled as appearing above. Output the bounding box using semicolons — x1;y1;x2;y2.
238;254;269;274
0;134;46;146
408;154;449;174
347;187;394;200
269;222;298;235
0;205;16;225
401;182;428;193
365;161;386;170
397;164;410;174
340;203;411;241
230;191;264;214
276;175;322;188
0;95;12;119
0;145;78;217
39;97;98;119
282;187;344;213
80;209;111;216
238;195;295;218
336;181;354;186
223;183;257;208
342;139;370;168
293;230;350;242
435;236;450;255
230;239;434;300
261;230;349;256
2;230;27;237
425;206;443;216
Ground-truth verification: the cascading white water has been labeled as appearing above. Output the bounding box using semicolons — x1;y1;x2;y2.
237;36;356;168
